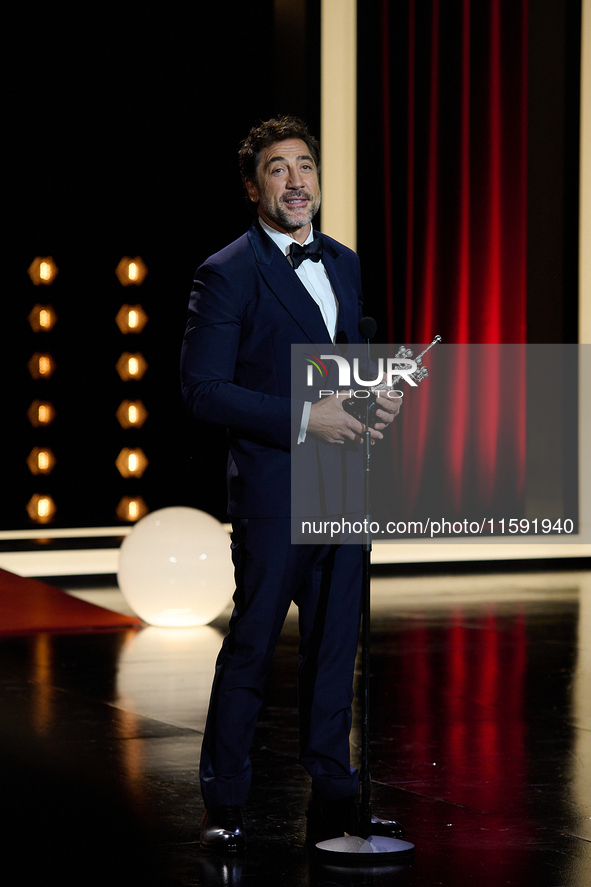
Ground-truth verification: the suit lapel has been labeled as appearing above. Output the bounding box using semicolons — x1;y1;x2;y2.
320;238;359;343
248;221;334;345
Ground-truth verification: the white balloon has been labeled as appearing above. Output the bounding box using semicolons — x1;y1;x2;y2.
117;506;234;627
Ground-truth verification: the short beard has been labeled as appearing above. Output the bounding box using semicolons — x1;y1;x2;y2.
259;190;321;231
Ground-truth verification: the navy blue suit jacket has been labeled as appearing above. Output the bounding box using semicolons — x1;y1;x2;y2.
181;220;365;518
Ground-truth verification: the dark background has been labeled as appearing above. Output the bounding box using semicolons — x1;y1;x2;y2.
3;0;581;532
4;1;321;529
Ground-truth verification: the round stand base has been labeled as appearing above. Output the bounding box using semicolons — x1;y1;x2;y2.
315;834;415;866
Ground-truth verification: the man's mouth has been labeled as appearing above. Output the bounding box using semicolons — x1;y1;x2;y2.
283;194;309;207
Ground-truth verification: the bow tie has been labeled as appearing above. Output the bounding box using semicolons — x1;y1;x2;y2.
289;237;323;269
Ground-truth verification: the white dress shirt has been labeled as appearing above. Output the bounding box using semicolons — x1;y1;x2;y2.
259;216;339;444
258;219;338;340
259;219;339;443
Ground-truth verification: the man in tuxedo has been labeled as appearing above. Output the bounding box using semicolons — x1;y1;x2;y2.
181;116;400;853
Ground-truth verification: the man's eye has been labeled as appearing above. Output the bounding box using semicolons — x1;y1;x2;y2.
271;167;284;174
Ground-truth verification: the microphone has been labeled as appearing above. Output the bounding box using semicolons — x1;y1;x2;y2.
342;317;381;427
358;316;377;340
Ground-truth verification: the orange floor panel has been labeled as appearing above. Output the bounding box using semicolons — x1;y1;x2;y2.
0;568;142;634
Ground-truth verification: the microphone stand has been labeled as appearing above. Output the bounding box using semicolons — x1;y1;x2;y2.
315;321;415;865
360;329;373;838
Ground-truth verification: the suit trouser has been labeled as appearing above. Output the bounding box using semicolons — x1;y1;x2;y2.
199;518;363;808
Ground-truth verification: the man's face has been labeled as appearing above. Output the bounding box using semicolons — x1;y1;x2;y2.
245;138;321;239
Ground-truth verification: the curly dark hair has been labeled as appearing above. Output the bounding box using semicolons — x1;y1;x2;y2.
238;115;320;186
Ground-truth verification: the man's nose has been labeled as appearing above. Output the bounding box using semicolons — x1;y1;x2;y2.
286;168;304;188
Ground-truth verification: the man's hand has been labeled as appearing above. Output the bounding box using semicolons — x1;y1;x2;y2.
372;389;402;431
308;390;386;445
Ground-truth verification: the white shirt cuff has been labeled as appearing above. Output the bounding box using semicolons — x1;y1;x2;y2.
298;401;312;444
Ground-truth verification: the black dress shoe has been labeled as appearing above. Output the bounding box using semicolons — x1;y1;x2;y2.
306;792;406;844
363;812;405;840
305;793;358;844
200;806;246;854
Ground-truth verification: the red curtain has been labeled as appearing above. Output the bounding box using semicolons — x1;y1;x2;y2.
380;0;528;346
374;0;528;524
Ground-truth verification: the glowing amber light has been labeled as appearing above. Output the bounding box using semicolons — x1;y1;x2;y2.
27;400;57;427
26;494;57;524
116;352;148;381
28;353;56;379
115;256;148;286
28;257;59;286
115;304;149;334
28;304;58;332
116;399;148;429
116;496;149;522
27;448;56;476
116;447;149;478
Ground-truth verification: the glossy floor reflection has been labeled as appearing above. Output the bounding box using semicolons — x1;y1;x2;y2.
1;567;590;886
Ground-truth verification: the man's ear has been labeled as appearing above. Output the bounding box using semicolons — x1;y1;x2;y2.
244;178;259;204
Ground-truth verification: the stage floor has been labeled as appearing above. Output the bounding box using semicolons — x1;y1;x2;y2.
1;567;590;886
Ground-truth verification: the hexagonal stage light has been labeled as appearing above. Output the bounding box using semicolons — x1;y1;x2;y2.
28;304;58;332
116;447;149;479
115;304;149;334
116;399;148;429
27;257;59;286
116;496;149;522
27;447;56;476
28;353;56;379
115;257;148;286
26;494;57;524
27;400;57;427
116;352;148;381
